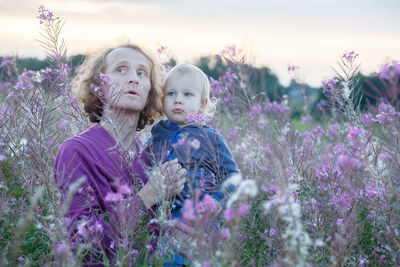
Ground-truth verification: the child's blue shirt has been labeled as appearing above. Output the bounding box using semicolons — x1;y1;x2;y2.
150;119;239;218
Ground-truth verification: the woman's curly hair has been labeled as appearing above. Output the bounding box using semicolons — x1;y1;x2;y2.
71;43;164;131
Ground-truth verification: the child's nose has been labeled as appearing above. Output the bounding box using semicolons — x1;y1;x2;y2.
174;95;183;104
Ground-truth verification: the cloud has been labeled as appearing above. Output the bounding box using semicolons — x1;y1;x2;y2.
0;0;399;86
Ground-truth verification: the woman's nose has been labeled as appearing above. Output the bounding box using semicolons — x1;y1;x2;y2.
128;79;139;85
128;73;139;85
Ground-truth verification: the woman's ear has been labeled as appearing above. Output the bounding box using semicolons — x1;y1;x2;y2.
199;98;208;113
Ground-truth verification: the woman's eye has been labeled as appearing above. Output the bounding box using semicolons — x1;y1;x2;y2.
116;67;126;73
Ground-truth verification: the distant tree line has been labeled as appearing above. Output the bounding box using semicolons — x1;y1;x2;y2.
1;55;394;117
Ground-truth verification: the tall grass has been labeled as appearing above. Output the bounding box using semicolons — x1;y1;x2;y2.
0;6;399;266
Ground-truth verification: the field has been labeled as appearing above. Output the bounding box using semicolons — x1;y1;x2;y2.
1;6;400;267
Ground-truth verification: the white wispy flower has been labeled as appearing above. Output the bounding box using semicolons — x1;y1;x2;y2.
226;178;258;208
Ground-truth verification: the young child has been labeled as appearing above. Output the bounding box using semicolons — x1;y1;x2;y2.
151;63;238;264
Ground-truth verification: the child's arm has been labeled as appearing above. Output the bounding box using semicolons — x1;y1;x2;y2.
205;129;239;207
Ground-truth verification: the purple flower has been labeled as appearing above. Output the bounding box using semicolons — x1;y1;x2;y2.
249;104;263;118
220;227;231;239
364;182;386;198
93;220;103;233
301;116;312;124
269;228;276;236
342;51;359;62
131;249;139;255
264;101;290;113
172;136;186;148
105;192;122;202
17;256;24;262
118;184;131;195
1;58;13;67
238;203;250;216
202;261;212;267
186;113;213;125
347;127;362;142
202;194;217;211
56;243;68;254
223;208;236;221
57;121;69;129
321;78;338;93
183;199;195;221
336;218;344;226
37;6;57;24
0;82;11;90
189;138;200;150
337;154;363;170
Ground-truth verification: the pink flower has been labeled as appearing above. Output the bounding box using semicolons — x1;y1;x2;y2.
220;227;231;239
301;116;312;124
182;199;195;221
105;192;122;202
56;243;68;254
189;138;200;150
172;136;186;148
223;208;236;221
186;113;213;125
57;120;69;129
269;228;276;236
238;203;250;216
118;184;131;195
202;194;217;211
93;220;103;233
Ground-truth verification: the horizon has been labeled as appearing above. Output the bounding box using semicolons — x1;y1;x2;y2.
1;0;399;87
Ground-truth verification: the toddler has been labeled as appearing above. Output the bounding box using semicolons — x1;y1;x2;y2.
151;63;239;264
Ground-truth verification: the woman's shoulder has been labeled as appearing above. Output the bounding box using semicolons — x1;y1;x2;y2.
58;124;112;156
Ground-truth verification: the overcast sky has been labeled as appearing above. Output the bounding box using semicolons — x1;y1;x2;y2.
1;0;399;86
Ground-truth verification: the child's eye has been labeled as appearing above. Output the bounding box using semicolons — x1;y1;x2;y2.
167;92;175;96
184;92;192;97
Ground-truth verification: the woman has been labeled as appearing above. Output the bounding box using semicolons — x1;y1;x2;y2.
55;44;186;265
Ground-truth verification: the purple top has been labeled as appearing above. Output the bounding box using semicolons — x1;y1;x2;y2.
54;124;151;262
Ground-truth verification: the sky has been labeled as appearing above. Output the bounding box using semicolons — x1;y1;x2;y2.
0;0;399;86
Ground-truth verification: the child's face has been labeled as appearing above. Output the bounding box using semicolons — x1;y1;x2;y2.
163;72;204;127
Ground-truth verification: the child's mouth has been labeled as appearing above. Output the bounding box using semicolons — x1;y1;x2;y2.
172;108;184;113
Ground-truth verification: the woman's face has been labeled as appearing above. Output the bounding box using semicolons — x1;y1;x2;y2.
103;47;151;112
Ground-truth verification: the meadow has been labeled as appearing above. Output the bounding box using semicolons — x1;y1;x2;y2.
0;6;399;266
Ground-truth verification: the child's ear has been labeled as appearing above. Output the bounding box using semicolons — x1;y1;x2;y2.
199;99;208;113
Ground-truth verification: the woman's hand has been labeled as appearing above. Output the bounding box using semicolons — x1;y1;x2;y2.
138;158;186;209
158;158;187;198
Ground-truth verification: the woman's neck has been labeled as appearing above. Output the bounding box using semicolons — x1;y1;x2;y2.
101;108;139;153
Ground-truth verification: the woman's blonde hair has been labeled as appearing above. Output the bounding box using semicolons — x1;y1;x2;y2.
72;43;164;131
164;64;217;116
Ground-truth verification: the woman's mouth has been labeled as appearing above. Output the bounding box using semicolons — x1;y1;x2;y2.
125;90;139;96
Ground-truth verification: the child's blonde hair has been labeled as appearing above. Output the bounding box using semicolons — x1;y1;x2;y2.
164;63;217;116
